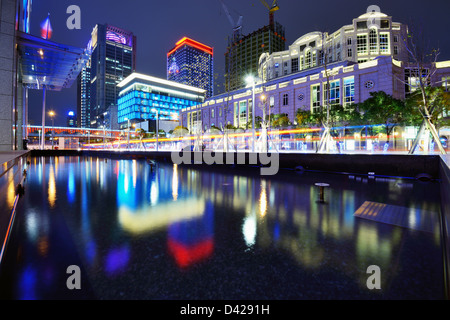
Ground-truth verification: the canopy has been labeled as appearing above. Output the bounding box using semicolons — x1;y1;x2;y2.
16;31;90;91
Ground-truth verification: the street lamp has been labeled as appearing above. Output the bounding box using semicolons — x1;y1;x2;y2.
125;117;130;150
103;125;106;149
49;111;55;150
245;75;256;153
151;108;159;152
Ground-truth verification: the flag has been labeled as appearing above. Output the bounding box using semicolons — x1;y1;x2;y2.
40;14;52;39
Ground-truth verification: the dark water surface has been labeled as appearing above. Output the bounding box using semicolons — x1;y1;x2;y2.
0;156;445;299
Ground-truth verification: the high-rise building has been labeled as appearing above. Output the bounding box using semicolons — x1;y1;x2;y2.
224;22;286;92
89;24;136;128
77;58;91;128
167;37;214;98
67;111;76;127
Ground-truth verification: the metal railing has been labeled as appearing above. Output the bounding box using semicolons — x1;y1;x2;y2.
0;158;28;266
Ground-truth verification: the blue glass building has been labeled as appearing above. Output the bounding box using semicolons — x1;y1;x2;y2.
167;37;214;98
117;73;206;127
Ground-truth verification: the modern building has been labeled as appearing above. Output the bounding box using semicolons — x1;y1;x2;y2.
224;21;286;92
77;58;91;128
167;37;214;98
258;11;408;82
89;24;136;129
67;111;76;127
117;73;206;132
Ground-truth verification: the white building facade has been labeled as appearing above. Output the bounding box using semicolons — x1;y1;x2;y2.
179;11;450;134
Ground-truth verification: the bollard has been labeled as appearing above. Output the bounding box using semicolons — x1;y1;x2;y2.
315;183;329;203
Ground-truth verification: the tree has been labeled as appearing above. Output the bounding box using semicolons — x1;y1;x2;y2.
358;91;409;144
295;109;314;128
400;24;447;154
270;113;290;128
135;128;146;150
405;86;450;130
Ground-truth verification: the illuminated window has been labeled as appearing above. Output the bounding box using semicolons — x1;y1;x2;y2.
344;77;355;106
239;101;247;127
357;35;367;55
323;80;340;105
305;50;311;69
311;84;321;113
379;33;389;53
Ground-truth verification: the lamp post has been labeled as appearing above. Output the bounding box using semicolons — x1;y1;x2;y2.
152;108;159;152
245;75;256;153
49;111;55;150
125;118;130;150
103;125;106;149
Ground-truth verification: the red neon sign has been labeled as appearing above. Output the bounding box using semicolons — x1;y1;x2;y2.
167;37;213;57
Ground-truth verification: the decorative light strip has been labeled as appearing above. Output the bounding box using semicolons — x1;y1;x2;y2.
117;73;206;94
167;37;213;56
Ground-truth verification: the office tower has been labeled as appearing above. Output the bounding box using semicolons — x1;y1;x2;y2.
77;58;91;128
167;37;214;98
89;24;136;128
67;111;76;127
224;22;286;92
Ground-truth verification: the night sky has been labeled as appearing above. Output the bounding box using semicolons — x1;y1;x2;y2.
27;0;450;126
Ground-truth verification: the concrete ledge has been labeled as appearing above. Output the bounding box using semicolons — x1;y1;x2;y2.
30;149;441;179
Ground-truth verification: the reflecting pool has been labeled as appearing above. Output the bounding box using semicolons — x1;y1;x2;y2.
0;156;445;299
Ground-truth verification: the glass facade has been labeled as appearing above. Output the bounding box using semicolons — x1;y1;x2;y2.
167;38;214;98
117;76;205;125
89;24;136;128
77;60;91;128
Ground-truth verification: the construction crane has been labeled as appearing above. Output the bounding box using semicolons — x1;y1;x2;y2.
259;0;279;27
219;0;243;42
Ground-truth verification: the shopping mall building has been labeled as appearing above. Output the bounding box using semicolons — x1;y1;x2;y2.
179;11;450;135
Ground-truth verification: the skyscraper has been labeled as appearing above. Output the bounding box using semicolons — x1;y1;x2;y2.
224;22;286;92
167;37;214;98
67;111;76;127
89;24;136;128
77;58;91;128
